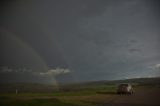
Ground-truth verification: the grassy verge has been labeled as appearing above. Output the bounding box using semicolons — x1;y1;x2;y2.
0;85;117;106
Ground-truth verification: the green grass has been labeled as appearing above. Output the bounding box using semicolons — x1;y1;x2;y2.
0;85;117;96
0;84;159;106
0;98;79;106
0;94;96;106
0;85;117;106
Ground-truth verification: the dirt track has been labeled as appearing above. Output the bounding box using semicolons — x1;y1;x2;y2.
95;87;160;106
60;87;160;106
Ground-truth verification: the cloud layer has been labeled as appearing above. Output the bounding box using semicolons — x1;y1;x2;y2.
39;68;71;76
0;66;71;77
154;64;160;70
0;0;160;83
0;66;32;73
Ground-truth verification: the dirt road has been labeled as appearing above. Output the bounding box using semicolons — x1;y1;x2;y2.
60;87;160;106
94;87;160;106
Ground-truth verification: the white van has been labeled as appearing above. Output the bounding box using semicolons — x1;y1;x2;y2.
117;83;133;95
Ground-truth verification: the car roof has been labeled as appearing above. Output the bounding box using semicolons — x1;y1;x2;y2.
118;83;131;86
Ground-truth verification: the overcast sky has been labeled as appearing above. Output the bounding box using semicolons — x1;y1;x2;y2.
0;0;160;84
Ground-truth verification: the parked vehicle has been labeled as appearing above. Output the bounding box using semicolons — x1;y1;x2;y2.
117;83;133;95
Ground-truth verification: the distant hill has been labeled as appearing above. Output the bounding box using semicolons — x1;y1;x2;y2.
111;77;160;85
75;77;160;86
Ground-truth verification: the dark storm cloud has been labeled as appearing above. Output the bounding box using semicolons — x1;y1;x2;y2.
0;0;160;83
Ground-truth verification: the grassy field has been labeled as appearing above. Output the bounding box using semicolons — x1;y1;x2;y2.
0;78;160;106
1;85;159;106
0;85;117;106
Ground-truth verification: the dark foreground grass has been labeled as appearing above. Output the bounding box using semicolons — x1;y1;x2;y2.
0;95;97;106
0;85;117;106
0;85;116;97
0;97;78;106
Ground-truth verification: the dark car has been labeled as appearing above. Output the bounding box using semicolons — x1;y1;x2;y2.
117;83;133;95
